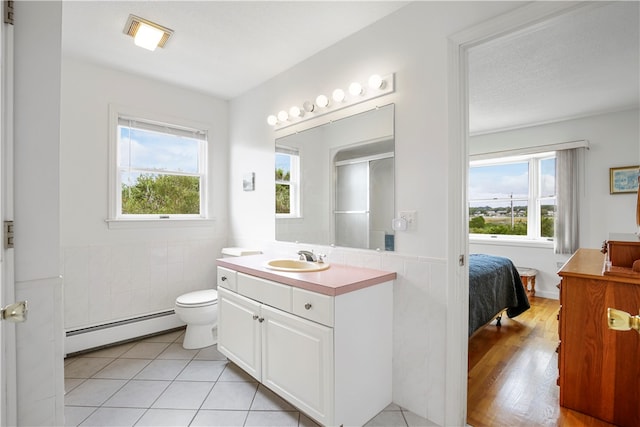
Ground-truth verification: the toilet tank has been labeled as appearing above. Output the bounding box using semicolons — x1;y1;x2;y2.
221;247;262;258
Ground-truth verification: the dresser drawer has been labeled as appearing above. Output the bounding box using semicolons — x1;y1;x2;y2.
292;287;334;327
237;273;292;312
217;267;237;291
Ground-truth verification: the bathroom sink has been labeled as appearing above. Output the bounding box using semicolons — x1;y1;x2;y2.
265;259;330;272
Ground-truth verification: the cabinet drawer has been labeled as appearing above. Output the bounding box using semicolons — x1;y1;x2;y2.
217;267;237;291
237;273;291;312
292;287;334;327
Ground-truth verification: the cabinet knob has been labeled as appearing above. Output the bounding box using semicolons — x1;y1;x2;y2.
253;315;259;320
221;276;227;281
304;303;312;310
258;317;265;323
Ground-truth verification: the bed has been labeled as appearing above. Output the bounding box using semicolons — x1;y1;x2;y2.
469;254;530;336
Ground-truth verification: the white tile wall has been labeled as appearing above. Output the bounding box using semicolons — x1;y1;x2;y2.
15;276;64;426
61;239;219;330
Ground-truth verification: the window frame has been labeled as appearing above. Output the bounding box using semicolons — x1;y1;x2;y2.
107;105;212;228
275;146;301;218
468;151;556;243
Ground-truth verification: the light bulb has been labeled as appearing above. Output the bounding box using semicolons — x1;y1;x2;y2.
368;74;384;89
267;115;278;126
349;82;363;96
277;110;289;122
134;22;164;51
303;101;315;112
332;88;345;103
315;94;329;108
289;106;302;118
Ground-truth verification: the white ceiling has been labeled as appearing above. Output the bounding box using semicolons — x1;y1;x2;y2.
61;1;408;100
61;1;639;134
468;2;639;134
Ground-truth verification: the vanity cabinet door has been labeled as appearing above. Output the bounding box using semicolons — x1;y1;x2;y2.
261;304;334;426
217;288;262;381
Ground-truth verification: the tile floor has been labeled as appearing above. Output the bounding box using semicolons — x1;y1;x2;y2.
64;329;434;427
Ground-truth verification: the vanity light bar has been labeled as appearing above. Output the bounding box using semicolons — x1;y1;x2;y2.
267;73;395;130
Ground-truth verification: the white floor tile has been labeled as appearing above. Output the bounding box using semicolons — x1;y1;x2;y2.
82;342;136;358
251;385;295;411
65;379;127;407
403;410;438;426
65;378;85;394
151;381;214;409
244;410;299;427
156;342;199;360
134;408;196;426
103;380;170;408
120;342;170;359
189;409;247;427
193;344;227;361
79;407;145;427
65;357;114;379
93;358;151;379
176;360;226;382
200;381;258;410
364;410;408;427
64;334;404;427
64;406;97;427
217;362;256;382
134;359;189;380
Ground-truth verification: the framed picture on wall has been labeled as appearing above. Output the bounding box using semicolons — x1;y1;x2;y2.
610;165;640;194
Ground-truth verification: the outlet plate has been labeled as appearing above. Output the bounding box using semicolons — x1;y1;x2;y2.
399;210;416;224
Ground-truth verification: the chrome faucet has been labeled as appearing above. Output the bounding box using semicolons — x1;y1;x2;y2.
297;250;317;262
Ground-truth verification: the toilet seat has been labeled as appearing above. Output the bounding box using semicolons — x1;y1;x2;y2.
175;289;218;308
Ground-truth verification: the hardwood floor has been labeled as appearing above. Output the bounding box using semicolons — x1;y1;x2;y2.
467;296;616;427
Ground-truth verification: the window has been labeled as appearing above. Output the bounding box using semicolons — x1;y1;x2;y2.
275;147;300;217
109;108;208;222
469;152;556;240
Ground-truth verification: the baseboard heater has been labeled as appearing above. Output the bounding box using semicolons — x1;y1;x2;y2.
65;310;185;356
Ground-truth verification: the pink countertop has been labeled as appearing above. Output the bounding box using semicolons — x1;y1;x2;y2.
217;254;396;296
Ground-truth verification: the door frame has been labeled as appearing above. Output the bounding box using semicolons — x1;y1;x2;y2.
1;7;16;426
444;2;592;425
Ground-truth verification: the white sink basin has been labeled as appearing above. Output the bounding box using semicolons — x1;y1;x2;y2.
265;259;330;272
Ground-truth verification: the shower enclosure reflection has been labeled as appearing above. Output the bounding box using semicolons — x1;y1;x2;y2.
275;104;395;251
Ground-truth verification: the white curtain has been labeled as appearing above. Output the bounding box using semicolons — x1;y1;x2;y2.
554;148;583;254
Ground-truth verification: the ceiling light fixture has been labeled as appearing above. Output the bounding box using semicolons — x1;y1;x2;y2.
124;15;173;51
349;82;364;96
368;74;384;89
277;110;289;122
267;73;394;128
315;95;330;108
332;88;346;103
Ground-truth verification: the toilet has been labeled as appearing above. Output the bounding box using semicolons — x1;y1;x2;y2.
174;247;261;349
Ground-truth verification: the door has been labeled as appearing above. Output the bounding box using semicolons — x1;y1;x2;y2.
217;288;262;380
261;304;334;426
334;161;369;249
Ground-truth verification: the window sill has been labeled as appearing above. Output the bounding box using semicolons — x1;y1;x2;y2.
469;235;554;249
105;218;215;230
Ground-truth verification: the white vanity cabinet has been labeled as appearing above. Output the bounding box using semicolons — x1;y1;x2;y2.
216;267;393;427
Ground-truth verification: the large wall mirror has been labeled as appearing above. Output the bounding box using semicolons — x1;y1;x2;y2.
275;104;395;251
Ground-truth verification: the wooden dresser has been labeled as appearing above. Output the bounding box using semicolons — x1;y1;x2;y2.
557;248;640;427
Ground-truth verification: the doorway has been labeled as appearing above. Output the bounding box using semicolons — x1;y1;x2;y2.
448;1;638;425
445;2;598;425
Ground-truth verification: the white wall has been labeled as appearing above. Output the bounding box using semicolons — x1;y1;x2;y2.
470;108;640;299
59;58;229;332
13;2;64;425
227;2;524;425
